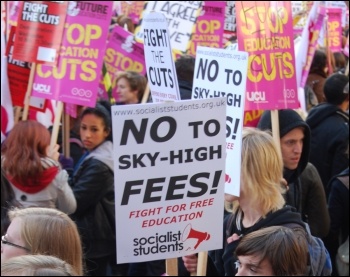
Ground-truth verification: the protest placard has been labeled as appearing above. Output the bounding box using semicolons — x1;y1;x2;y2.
142;12;180;102
325;8;343;52
326;1;348;27
192;46;248;196
135;1;202;52
187;1;225;56
292;1;310;36
12;1;67;64
236;1;299;110
300;5;326;88
105;25;146;76
31;1;112;107
112;97;226;263
101;25;146;101
223;1;236;45
118;1;145;25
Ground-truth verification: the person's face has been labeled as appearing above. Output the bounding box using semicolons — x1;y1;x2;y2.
280;127;304;170
1;218;29;262
80;114;109;151
116;77;138;104
235;255;274;276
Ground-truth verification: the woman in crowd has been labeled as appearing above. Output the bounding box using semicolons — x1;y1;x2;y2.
115;71;147;105
306;49;329;103
69;100;116;276
257;109;330;238
1;120;76;214
235;225;308;276
1;207;83;275
1;255;78;276
180;128;309;275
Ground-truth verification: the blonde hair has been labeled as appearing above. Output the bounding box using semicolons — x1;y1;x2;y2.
8;208;83;275
1;255;78;276
233;128;285;216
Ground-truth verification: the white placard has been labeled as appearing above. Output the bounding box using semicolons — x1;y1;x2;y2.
112;97;226;263
135;1;202;52
142;12;180;102
29;95;46;110
192;46;248;196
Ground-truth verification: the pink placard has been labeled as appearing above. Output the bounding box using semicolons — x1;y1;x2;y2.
300;6;326;88
187;1;225;56
326;8;342;52
103;24;146;100
236;1;299;110
119;1;144;25
31;1;112;107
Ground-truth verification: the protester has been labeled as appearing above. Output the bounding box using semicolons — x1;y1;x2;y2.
115;71;147;105
1;254;78;276
324;147;349;276
258;109;330;238
306;49;329;103
235;225;308;276
333;51;347;74
306;76;349;195
1;120;76;214
1;168;20;236
180;128;309;276
175;54;196;100
1;207;83;275
69;100;116;276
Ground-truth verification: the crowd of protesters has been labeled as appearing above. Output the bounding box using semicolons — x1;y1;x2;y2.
1;5;350;277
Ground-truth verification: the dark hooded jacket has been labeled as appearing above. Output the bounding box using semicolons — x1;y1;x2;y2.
70;140;115;259
306;103;349;195
258;109;330;238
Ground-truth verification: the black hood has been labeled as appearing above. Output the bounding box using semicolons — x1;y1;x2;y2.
257;109;310;183
306;102;349;129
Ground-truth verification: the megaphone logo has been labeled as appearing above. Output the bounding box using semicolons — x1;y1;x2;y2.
182;224;211;250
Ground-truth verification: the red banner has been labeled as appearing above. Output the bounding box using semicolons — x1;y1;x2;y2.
12;1;67;64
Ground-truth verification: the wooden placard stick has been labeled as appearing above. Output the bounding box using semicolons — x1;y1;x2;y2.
49;101;63;152
14;106;22;124
271;110;281;152
141;82;150;103
62;106;70;158
190;251;208;276
166;258;178;276
196;251;208;276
